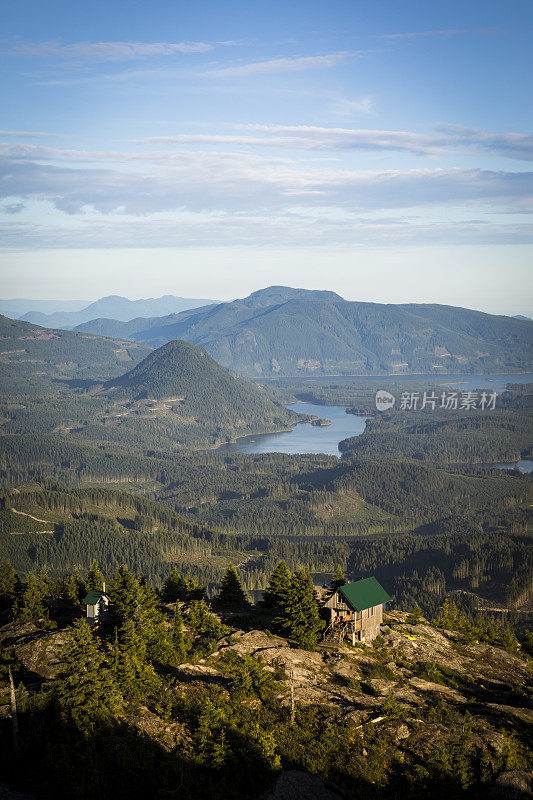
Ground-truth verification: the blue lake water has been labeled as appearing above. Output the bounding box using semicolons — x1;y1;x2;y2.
218;402;367;457
493;460;533;474
217;373;532;460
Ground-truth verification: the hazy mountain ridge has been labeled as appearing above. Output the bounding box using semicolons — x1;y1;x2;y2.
75;287;533;377
20;294;215;328
0;298;89;318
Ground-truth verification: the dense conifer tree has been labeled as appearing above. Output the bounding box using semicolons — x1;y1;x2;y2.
108;565;142;625
0;559;17;610
215;565;250;611
115;617;161;701
56;574;82;613
171;604;187;664
55;619;123;732
16;573;47;622
188;598;223;655
278;570;324;650
161;568;186;602
86;560;104;591
262;561;291;610
330;566;346;591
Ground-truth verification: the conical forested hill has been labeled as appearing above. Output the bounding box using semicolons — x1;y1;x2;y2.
106;338;295;431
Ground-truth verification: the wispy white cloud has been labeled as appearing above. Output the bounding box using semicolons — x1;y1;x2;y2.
1;207;531;250
1;202;25;214
329;96;374;117
1;145;531;218
203;52;355;77
0;129;68;139
379;29;492;40
5;40;228;62
129;124;533;161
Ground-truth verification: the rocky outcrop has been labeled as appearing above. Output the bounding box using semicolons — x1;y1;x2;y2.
266;771;344;800
209;615;533;729
489;770;533;799
0;621;67;680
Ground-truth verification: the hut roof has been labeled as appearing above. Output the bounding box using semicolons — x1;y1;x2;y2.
83;589;107;605
338;577;390;612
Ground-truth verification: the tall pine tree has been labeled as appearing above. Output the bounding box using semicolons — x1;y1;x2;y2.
278;570;324;650
114;617;161;703
86;560;104;591
16;573;47;623
55;619;123;732
214;565;250;611
262;561;291;610
161;568;186;602
171;605;188;664
330;566;346;591
0;560;17;612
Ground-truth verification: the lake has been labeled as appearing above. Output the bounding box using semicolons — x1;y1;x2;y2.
494;460;533;474
218;402;367;457
217;373;532;459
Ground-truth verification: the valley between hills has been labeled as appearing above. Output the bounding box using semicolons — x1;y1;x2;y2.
0;288;532;800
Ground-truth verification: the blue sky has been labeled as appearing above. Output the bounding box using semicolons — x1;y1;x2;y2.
1;0;532;313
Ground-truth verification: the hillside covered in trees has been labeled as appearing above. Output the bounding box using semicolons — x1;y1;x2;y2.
0;334;296;450
0;314;152;383
73;286;533;376
0;559;532;800
0;305;531;800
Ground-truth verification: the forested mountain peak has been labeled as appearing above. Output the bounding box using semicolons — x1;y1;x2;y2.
107;338;249;398
239;285;344;307
73;289;533;376
103;337;295;438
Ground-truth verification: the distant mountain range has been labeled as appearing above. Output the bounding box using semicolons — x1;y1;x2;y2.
17;294;215;328
0;299;89;319
74;286;533;377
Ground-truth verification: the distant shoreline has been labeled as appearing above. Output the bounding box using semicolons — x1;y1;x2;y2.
257;371;533;381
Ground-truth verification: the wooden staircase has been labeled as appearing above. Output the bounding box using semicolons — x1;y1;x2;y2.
322;623;349;646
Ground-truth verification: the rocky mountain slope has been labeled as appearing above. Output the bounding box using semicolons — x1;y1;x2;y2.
1;609;531;799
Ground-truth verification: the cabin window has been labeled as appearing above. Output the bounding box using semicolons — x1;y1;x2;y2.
370;606;375;616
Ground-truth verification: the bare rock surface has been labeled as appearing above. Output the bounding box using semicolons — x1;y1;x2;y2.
266;770;344;800
409;676;468;703
482;704;533;726
489;770;533;799
0;621;67;679
124;713;187;752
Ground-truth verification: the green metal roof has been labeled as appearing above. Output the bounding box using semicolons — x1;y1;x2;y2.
338;577;391;611
83;589;106;605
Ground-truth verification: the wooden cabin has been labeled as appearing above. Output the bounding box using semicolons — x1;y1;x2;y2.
84;589;109;625
323;577;391;645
